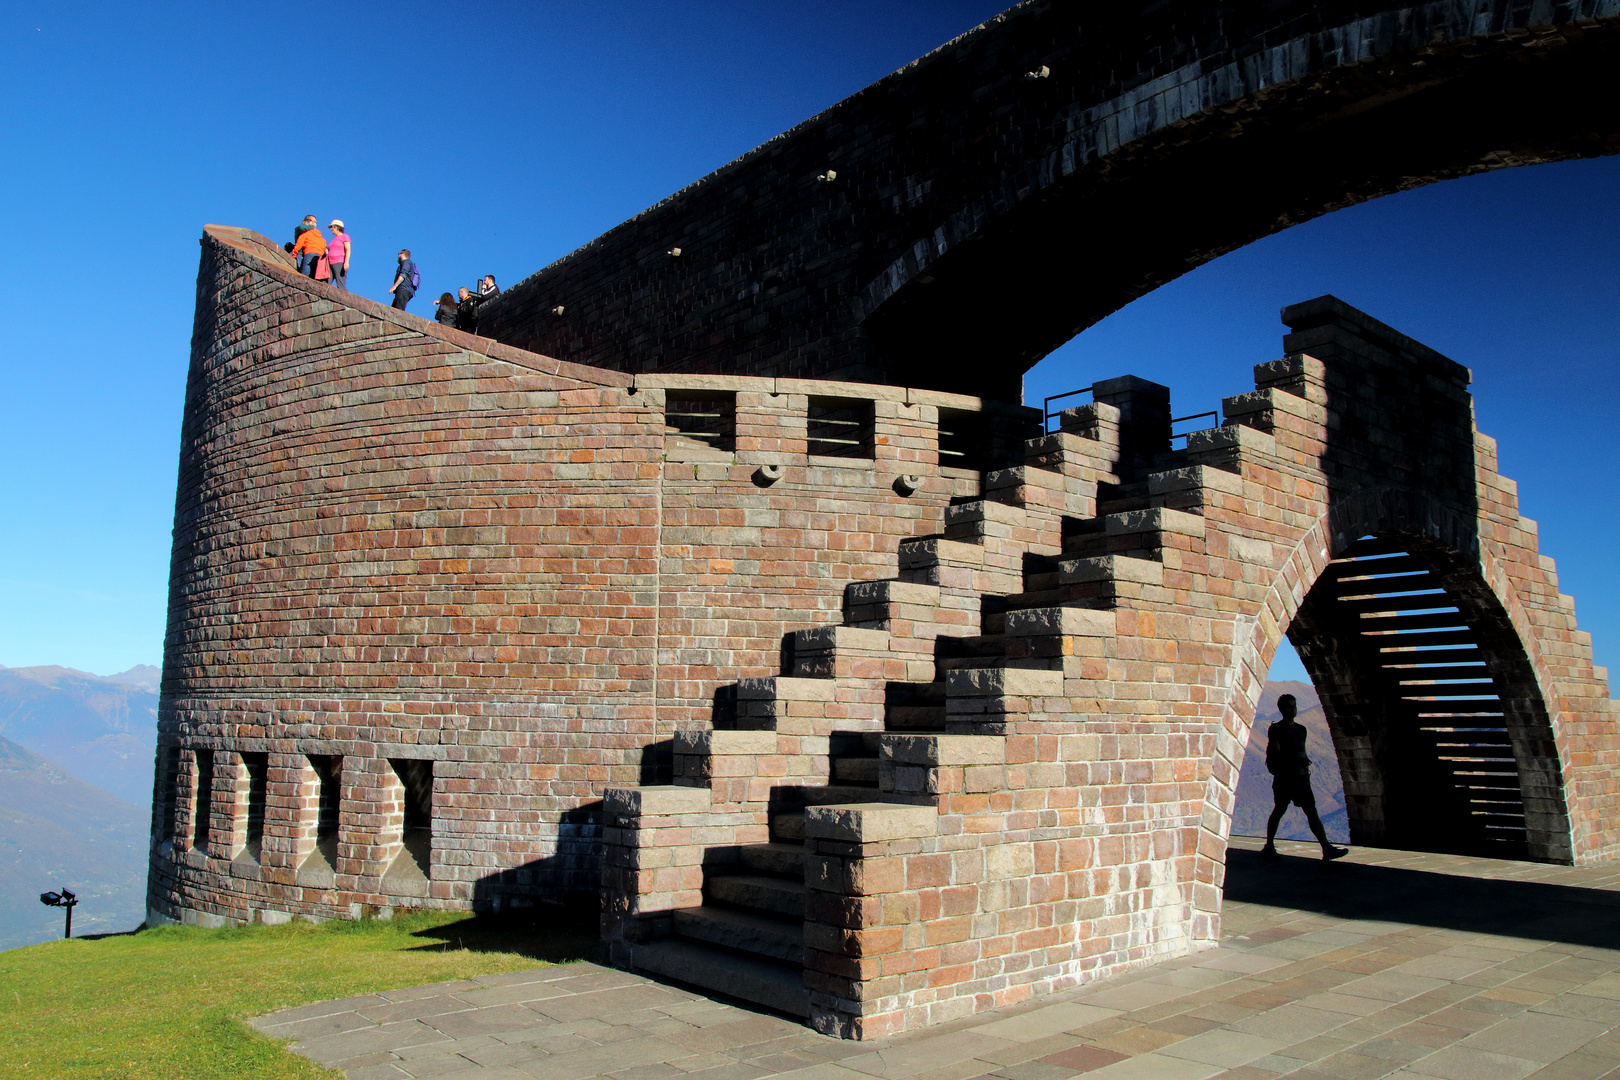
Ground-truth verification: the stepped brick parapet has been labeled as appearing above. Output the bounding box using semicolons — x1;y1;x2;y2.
151;226;1616;1039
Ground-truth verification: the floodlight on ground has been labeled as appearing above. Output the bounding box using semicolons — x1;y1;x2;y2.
39;887;79;938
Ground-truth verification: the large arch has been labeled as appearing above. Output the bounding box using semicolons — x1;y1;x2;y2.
1204;491;1580;909
482;1;1620;402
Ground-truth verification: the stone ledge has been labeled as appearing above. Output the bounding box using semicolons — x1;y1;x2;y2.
805;802;938;843
604;785;713;816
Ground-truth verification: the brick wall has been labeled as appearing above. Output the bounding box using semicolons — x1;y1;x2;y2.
146;227;1035;926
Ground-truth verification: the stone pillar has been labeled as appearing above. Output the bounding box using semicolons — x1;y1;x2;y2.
802;801;939;1039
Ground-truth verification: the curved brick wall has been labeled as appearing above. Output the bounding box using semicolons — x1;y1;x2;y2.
146;227;1034;926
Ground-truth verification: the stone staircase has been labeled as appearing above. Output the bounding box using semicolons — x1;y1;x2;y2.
606;374;1242;1014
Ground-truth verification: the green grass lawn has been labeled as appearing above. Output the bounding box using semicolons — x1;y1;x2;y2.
0;909;598;1080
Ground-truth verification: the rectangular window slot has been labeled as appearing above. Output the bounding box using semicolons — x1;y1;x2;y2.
665;391;736;452
808;397;874;458
192;749;214;852
385;758;433;888
298;754;342;887
937;408;988;471
239;752;269;865
157;746;180;841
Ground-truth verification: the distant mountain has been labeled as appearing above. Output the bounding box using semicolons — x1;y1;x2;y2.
105;664;161;692
1232;681;1350;844
0;734;149;950
0;664;159;806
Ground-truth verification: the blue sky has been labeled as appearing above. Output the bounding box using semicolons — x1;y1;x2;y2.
1;2;1614;690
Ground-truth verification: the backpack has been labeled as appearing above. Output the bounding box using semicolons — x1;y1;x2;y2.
408;263;421;291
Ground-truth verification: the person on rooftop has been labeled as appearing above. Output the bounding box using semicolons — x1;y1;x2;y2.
291;223;328;279
325;220;351;292
455;286;480;333
287;214;317;259
1260;693;1349;862
434;292;458;326
477;274;499;301
390;249;418;311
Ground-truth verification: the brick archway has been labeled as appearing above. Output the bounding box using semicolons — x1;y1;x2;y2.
483;3;1620;402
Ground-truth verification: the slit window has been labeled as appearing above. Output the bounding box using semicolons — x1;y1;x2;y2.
311;755;341;840
665;391;735;452
192;749;214;850
937;408;988;471
298;754;343;886
157;746;180;841
241;752;268;861
807;396;873;458
386;758;434;884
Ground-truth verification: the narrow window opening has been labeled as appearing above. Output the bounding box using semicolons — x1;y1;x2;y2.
191;749;214;852
665;390;736;452
937;408;988;471
385;758;434;888
808;396;873;458
240;752;268;863
297;754;342;887
157;746;181;841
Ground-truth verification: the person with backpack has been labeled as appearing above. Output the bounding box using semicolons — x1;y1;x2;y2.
325;220;351;292
291;222;328;279
390;249;419;310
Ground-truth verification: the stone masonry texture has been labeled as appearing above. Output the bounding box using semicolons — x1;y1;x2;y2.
151;224;1618;1043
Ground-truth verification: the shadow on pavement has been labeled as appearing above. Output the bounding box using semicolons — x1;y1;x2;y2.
1225;846;1620;950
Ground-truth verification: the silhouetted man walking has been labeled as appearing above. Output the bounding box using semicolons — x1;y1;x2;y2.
1261;693;1349;862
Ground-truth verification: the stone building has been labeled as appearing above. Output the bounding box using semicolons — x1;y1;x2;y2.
149;1;1620;1041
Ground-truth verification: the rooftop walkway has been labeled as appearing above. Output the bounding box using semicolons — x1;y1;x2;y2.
255;837;1620;1079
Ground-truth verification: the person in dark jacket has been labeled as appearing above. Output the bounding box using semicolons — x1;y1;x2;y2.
454;287;480;333
433;292;458;326
1260;694;1349;861
390;249;418;310
477;274;500;301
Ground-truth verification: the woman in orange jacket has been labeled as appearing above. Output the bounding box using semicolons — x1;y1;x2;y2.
291;224;328;278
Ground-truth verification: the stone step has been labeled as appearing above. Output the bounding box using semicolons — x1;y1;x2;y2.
707;873;806;918
671;905;804;964
897;536;986;586
832;756;879;785
628;939;808;1017
770;813;805;842
739;841;805;877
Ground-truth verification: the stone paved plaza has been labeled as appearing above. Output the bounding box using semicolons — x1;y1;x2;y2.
256;837;1620;1080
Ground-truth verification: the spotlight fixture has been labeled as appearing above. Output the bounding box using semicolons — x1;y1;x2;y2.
39;888;79;939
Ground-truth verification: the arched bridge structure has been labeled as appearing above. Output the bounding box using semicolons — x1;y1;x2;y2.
482;0;1620;404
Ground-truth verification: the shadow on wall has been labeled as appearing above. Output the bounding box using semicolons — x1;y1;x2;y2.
464;743;675;915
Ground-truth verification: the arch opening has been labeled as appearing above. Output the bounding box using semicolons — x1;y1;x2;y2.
1283;533;1572;863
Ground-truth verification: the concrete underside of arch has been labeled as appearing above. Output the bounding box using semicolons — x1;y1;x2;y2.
149;228;1618;1037
481;0;1620;402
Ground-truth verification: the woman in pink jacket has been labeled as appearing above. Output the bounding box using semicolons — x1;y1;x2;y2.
326;220;351;291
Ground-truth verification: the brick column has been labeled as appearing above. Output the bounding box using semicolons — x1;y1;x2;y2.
802;801;939;1039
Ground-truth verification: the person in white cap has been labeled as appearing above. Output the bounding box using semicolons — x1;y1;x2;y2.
326;220;351;292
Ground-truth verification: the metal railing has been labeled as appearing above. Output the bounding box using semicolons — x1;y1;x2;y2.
1042;386;1094;432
